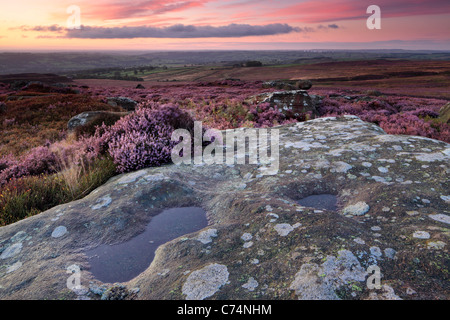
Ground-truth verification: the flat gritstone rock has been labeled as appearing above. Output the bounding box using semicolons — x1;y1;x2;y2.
85;207;208;283
297;194;338;211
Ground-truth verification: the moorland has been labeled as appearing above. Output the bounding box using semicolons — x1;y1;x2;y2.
0;50;449;226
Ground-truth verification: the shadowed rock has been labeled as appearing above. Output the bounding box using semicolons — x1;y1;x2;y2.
106;97;138;111
246;90;320;119
67;111;130;131
262;80;312;91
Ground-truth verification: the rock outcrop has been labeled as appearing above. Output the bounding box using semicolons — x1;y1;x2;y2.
262;80;312;91
106;97;138;111
246;90;320;120
0;116;449;300
67;111;130;131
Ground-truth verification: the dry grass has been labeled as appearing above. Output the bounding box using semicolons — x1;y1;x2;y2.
0;92;122;157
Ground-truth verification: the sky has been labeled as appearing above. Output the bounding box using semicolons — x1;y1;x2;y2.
0;0;449;51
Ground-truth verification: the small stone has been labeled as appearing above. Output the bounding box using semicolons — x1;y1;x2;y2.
412;231;430;239
91;195;112;210
429;214;450;225
196;229;218;244
243;241;253;248
0;243;23;259
267;213;279;221
353;237;365;245
242;277;259;292
427;241;446;250
274;223;294;236
51;226;67;238
384;248;396;259
241;233;253;241
333;161;352;173
406;288;417;295
182;263;229;300
342;202;370;216
370;246;382;257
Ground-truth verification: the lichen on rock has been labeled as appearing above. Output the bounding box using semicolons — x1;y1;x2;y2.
0;116;448;300
182;263;229;300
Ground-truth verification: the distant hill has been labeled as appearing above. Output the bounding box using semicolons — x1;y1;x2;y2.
0;50;449;75
0;73;72;84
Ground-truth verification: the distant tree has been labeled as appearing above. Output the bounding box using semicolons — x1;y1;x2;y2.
243;61;263;67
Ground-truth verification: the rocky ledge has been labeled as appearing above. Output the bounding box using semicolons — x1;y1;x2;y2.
0;116;448;300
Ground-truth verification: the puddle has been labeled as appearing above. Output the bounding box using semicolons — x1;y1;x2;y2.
297;194;338;211
85;207;208;283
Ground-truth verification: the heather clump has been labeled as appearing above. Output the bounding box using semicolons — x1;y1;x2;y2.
316;91;450;143
0;154;16;172
0;145;58;185
92;102;197;173
247;103;291;128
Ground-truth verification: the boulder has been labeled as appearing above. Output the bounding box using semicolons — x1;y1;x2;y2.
246;90;320;119
262;80;312;91
9;80;30;91
296;79;312;90
0;116;449;300
136;84;145;90
67;111;130;132
106;97;138;111
262;81;296;90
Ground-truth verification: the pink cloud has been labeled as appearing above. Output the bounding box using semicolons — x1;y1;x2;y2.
80;0;208;20
266;0;450;23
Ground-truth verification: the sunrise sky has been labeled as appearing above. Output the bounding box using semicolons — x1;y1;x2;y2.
0;0;449;51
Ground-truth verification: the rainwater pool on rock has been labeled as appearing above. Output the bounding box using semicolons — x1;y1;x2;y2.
297;194;338;211
85;207;208;283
